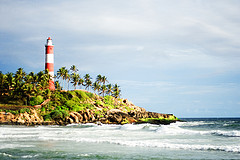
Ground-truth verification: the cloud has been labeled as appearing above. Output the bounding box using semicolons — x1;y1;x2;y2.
1;0;240;117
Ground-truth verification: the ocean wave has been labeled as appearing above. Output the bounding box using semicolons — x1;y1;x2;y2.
0;152;13;158
211;130;240;137
38;136;240;153
21;154;40;159
0;144;34;149
178;121;215;127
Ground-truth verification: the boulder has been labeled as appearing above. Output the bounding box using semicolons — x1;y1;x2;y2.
67;117;74;124
6;113;15;121
74;112;83;122
107;109;128;117
70;112;79;123
109;114;122;123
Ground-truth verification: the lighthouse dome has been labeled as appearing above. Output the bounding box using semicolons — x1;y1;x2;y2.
46;37;53;46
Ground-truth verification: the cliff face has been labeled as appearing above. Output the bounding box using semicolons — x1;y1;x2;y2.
0;99;178;126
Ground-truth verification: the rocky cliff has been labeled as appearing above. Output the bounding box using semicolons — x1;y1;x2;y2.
0;99;178;126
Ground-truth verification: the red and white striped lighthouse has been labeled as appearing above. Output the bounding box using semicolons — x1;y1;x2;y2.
45;37;55;90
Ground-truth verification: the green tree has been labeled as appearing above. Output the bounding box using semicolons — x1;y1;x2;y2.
78;78;84;89
65;72;71;91
71;73;80;89
85;79;92;91
100;85;107;97
92;82;101;94
112;84;121;98
101;76;108;85
14;68;26;95
0;72;6;96
106;84;113;96
57;67;68;90
55;81;61;91
70;65;78;74
96;74;102;85
84;74;92;91
6;72;15;95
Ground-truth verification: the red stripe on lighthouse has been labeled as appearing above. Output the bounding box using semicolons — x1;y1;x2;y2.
45;63;54;72
45;37;55;90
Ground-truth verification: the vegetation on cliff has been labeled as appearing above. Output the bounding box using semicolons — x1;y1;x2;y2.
0;66;179;125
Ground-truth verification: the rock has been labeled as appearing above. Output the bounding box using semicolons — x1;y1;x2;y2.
83;112;89;122
23;112;31;122
109;114;122;123
99;118;108;123
70;112;79;123
74;112;83;122
0;112;5;121
67;117;74;124
6;113;15;121
107;109;128;117
127;117;136;124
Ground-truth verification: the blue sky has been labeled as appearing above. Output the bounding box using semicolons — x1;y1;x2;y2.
0;0;240;117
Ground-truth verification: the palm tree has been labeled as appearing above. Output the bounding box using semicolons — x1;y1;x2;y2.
71;73;80;89
0;72;6;96
70;65;78;74
96;74;102;85
106;84;113;96
24;72;34;85
100;85;107;97
112;84;121;98
85;79;92;91
14;68;26;90
84;74;91;81
84;74;92;90
57;67;65;88
92;82;101;94
22;83;34;105
65;72;71;90
5;72;15;96
55;81;61;91
78;78;84;89
101;76;108;85
15;68;26;81
57;67;68;90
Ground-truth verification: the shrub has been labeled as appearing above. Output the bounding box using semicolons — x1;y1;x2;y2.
20;108;30;113
29;96;44;106
61;109;69;118
104;95;114;105
65;100;78;109
50;108;69;120
51;110;63;120
72;96;81;102
43;114;52;121
75;91;89;101
5;110;19;115
85;92;94;98
72;104;85;112
95;100;103;106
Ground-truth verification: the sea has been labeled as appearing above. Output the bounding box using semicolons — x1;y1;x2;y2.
0;118;239;160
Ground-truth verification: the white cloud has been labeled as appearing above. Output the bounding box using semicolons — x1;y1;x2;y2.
1;0;240;117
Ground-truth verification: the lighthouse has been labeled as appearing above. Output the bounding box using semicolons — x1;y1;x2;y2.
45;37;55;90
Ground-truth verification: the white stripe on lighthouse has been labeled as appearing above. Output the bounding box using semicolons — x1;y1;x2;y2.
46;54;54;63
49;71;54;78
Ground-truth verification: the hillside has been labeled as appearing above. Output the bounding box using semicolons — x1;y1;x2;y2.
0;90;179;125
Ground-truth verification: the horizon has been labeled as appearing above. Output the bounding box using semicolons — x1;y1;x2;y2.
0;0;240;118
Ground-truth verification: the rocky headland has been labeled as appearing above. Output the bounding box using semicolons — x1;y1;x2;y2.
0;91;179;126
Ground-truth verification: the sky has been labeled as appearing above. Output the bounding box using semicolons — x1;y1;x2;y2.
0;0;240;118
